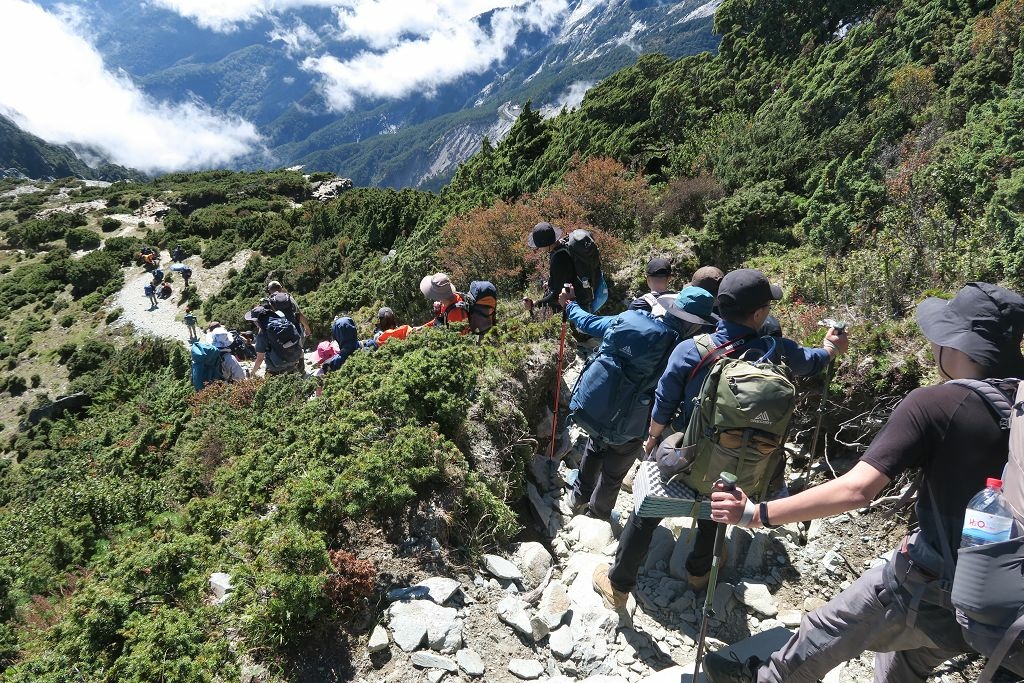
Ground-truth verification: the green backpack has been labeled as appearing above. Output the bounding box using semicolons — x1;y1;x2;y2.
678;334;797;499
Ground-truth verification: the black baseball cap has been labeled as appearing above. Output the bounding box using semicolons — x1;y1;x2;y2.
717;269;783;315
244;304;273;323
917;283;1024;372
646;257;672;277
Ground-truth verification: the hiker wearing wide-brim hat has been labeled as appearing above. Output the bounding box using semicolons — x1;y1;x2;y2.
662;286;720;327
703;282;1024;683
418;273;470;330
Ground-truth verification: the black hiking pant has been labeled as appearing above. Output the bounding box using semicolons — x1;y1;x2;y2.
607;511;717;591
573;436;641;520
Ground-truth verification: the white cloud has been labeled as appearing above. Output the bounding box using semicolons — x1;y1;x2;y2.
305;0;569;110
0;0;261;173
151;0;570;110
551;80;593;113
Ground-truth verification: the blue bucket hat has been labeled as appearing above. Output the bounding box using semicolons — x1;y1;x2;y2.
661;286;719;326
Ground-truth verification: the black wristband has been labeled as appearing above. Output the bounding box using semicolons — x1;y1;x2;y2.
759;501;780;529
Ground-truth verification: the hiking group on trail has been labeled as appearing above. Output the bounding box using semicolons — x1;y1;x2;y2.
179;218;1024;681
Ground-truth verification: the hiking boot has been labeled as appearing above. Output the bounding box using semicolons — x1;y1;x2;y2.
592;563;628;611
565;491;589;517
703;652;761;683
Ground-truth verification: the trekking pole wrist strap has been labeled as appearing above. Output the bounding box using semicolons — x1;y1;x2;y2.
738;499;757;528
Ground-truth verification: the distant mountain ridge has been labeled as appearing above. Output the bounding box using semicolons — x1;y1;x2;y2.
0;112;141;182
22;0;719;188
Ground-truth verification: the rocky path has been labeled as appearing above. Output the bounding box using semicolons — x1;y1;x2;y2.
345;419;891;683
110;249;253;344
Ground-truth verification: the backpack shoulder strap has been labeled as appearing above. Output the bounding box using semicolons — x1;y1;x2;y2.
642;292;659;310
948;378;1018;429
687;333;752;383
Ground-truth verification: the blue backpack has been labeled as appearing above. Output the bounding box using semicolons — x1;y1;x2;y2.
264;314;303;364
191;341;223;390
570;310;680;444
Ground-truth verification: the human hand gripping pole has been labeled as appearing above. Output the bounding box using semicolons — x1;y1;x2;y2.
694;472;738;683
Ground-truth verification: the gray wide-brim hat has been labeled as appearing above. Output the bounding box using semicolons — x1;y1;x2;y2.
661;286;719;326
420;273;456;301
916;282;1024;371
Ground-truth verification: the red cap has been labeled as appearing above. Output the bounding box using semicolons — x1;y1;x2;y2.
987;477;1003;490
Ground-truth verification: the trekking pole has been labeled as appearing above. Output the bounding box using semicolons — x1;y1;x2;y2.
547;286;571;476
693;471;738;683
801;318;846;487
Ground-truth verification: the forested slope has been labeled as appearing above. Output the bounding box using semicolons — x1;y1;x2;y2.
0;0;1022;679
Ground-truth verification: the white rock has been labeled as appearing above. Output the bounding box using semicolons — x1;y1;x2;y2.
497;596;535;639
778;609;802;627
804;596;827;612
426;671;444;683
411;652;458;671
508;658;545;680
456;648;485;677
735;582;778;617
549;625;575;659
515;541;554;589
438;618;463;654
569;516;615;552
209;572;233;601
387;600;459;653
483;554;523;581
537;580;571;630
579;676;630;683
367;625;389;653
416;577;462;605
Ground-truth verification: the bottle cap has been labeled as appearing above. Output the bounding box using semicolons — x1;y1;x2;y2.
987;477;1003;490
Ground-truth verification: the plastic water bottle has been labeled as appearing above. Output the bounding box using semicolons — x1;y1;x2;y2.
961;478;1015;548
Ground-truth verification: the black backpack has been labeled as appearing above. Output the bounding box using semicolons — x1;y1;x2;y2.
559;229;602;310
264;314;302;364
267;292;300;327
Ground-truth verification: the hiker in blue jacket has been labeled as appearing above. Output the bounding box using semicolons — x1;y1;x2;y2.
592;269;847;609
560;284;719;521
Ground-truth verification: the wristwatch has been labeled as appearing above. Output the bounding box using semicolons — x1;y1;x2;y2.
759;501;780;529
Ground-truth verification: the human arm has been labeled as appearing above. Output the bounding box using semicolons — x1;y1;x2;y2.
297;310;312;337
710;461;891;527
252;352;264;374
563;298;615;338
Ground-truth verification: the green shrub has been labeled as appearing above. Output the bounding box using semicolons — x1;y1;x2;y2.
200;238;236;266
59;315;74;328
100;217;122;233
67;251;121;298
67;340;115;379
65;227;101;251
102;236;144;265
5;375;26;396
105;307;123;324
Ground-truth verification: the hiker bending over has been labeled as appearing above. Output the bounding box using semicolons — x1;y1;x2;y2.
524;222;602;314
158;282;172;299
322;317;363;372
366;307;412;349
702;282;1024;683
265;280;312;340
418;273;469;329
561;284;719;521
247;304;304;376
593;269;847;607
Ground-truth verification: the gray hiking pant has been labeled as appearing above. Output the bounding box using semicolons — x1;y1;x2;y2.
756;551;1024;682
573;436;640;520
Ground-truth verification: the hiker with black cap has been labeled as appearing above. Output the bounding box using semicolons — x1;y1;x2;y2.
561;285;720;520
592;268;848;610
629;257;677;315
247;304;304;376
702;282;1024;683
